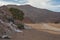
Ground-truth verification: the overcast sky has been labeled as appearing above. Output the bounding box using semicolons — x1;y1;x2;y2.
0;0;60;12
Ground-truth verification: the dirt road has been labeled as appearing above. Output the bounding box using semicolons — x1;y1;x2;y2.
10;29;60;40
42;24;60;31
1;29;60;40
0;24;60;40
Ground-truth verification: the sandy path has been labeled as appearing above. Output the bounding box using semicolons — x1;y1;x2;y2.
25;24;60;34
0;24;60;40
42;24;60;32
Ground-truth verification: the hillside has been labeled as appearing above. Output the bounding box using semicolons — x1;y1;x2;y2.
6;5;60;23
0;5;23;38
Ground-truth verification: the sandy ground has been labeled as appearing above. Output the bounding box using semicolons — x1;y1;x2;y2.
1;29;60;40
12;24;60;40
48;23;60;28
26;23;60;34
0;23;60;40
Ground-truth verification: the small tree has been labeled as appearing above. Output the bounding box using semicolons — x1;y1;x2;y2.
9;8;24;21
9;8;24;29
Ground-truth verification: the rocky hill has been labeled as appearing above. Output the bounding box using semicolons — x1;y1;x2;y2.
0;6;22;38
6;5;60;23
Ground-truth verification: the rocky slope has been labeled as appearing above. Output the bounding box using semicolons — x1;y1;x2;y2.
7;5;60;23
0;6;22;38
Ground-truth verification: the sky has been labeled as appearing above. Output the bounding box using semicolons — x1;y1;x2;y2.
0;0;60;12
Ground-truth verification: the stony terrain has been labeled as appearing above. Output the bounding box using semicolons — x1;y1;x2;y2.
0;5;22;38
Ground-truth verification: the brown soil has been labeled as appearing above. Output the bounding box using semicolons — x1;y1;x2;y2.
48;23;60;28
0;29;60;40
1;23;60;40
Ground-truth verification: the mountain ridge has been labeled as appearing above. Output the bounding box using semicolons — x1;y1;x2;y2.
0;5;60;23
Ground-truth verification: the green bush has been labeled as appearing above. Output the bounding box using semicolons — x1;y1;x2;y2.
17;24;24;29
9;8;24;21
9;7;24;29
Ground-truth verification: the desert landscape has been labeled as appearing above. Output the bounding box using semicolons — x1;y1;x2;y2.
0;0;60;40
0;23;60;40
0;4;60;40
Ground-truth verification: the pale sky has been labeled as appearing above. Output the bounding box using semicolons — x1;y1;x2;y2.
0;0;60;12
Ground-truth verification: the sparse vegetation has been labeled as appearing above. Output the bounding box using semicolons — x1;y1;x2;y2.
9;8;24;29
17;24;24;29
9;8;24;21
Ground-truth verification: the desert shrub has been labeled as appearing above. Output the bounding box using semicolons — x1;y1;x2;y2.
17;24;24;29
9;8;24;29
9;8;24;21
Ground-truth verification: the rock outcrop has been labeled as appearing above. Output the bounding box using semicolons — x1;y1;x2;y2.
0;6;22;38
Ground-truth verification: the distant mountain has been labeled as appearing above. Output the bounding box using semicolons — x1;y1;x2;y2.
3;5;60;23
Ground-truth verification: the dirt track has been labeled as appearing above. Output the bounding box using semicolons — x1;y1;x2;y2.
1;24;60;40
11;29;60;40
12;25;60;40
